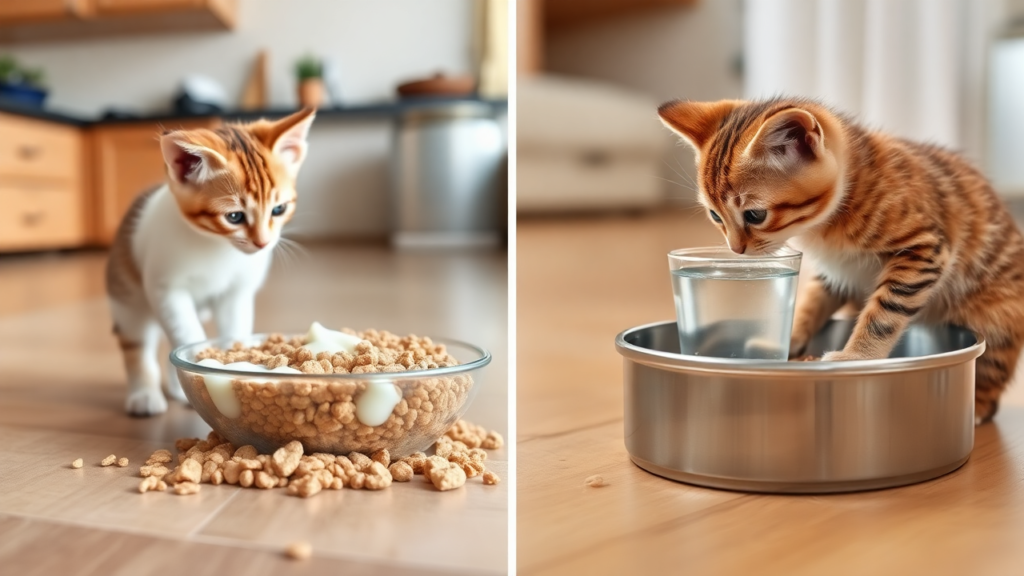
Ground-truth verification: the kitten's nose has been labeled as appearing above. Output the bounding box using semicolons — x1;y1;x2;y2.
729;242;747;254
253;240;268;249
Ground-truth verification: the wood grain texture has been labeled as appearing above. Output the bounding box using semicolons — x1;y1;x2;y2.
517;211;1024;575
0;243;507;574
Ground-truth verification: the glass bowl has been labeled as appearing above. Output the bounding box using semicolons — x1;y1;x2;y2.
170;334;490;458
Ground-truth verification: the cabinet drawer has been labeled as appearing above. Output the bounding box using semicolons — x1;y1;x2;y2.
0;183;85;250
0;113;80;180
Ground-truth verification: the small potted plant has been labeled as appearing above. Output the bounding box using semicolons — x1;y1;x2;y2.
0;55;48;108
295;54;325;108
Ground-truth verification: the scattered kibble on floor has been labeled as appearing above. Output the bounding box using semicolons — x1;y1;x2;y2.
285;541;312;560
71;458;83;469
584;475;608;488
132;419;502;498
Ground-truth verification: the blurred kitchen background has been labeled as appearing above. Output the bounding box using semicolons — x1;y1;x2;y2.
0;0;508;249
517;0;1024;213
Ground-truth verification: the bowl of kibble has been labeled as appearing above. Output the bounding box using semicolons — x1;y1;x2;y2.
170;322;490;458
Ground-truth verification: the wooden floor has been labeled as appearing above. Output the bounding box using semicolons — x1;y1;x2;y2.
0;243;507;576
517;209;1024;575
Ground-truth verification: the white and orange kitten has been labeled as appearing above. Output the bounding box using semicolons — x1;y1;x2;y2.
106;108;316;416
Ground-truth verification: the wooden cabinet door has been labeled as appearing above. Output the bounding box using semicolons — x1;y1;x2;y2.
89;119;219;246
0;0;90;23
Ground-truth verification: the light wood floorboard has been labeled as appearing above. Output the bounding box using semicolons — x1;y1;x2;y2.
0;243;507;575
517;210;1024;575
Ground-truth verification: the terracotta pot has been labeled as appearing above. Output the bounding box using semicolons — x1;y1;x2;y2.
298;78;325;108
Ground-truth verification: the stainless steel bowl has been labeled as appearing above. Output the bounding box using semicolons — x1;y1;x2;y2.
615;320;985;493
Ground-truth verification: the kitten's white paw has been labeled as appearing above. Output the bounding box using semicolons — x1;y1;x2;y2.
125;389;168;417
164;367;191;405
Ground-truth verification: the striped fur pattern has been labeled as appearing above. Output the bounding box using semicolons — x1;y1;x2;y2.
659;97;1024;423
106;108;316;416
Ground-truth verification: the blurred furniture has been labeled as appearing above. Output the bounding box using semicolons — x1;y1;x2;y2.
88;118;219;245
391;102;504;248
0;112;86;251
517;75;666;212
545;0;698;29
0;0;237;43
517;0;698;74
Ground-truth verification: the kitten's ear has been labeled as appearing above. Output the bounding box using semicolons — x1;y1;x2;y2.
259;107;316;175
658;99;741;150
744;108;825;169
160;133;229;186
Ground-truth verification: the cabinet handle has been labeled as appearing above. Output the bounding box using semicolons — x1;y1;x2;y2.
18;145;41;160
23;211;45;226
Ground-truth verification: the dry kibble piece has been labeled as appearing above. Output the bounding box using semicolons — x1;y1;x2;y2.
201;460;218;483
428;461;467;491
155;480;168;491
287;475;322;498
174;481;201;495
284;541;312;560
482;470;500;485
481;431;504;450
362;462;393;490
402;452;427;474
138;476;159;493
117;457;129;468
210;469;224;485
223;461;242;484
147;465;170;478
178;458;202;484
272;440;304;477
584;475;608;488
146;449;172;464
239;469;255;488
348;452;372;470
234;445;258;460
71;458;83;469
101;454;117;467
389;461;414;482
371;449;390;468
175;438;199;453
255;471;277;489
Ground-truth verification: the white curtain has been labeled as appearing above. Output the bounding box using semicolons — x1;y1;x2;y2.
743;0;1005;165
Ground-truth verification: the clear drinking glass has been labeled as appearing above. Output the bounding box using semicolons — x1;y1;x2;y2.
668;246;802;360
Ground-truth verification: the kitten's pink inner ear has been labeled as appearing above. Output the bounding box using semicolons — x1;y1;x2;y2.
658;99;741;149
747;108;824;164
159;136;227;185
265;108;316;171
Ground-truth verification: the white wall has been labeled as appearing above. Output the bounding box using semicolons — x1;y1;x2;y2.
7;0;483;238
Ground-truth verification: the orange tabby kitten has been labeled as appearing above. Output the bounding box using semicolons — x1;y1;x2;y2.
658;97;1024;423
106;108;315;416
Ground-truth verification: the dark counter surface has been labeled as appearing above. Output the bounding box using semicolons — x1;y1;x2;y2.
0;96;507;127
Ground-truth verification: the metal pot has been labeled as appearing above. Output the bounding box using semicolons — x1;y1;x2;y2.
616;320;985;493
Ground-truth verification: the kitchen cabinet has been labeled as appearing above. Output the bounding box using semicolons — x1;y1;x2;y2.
89;119;220;245
0;0;92;24
0;112;86;252
0;0;236;43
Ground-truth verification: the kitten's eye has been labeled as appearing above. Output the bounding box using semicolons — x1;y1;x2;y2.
225;212;246;225
271;203;287;217
743;209;767;225
709;210;722;224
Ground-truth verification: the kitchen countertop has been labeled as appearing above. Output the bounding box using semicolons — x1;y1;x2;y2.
0;96;507;127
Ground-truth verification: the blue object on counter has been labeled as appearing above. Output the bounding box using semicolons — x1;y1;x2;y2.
0;83;47;107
